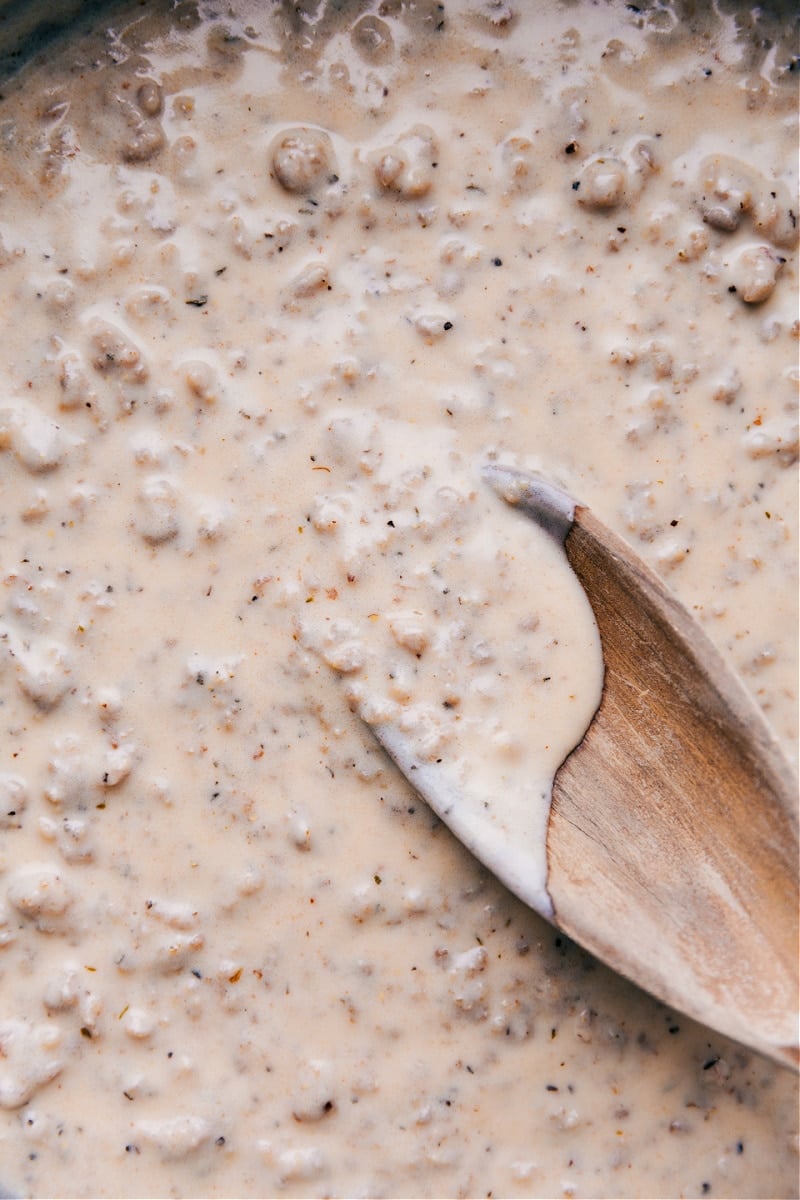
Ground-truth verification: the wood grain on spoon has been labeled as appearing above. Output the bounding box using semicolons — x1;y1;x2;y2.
490;467;799;1071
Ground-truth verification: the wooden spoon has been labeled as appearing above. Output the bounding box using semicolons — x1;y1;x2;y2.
371;465;800;1069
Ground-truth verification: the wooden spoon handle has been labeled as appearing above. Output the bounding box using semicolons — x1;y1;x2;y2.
548;506;799;1069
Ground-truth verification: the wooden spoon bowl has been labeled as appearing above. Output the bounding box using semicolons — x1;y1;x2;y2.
489;467;799;1070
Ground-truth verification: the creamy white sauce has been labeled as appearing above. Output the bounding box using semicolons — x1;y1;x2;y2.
0;2;797;1197
299;416;601;918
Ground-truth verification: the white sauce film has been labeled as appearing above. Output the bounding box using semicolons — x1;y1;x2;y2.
298;416;601;920
0;2;797;1198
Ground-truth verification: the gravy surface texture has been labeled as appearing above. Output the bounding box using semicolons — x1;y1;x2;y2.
0;1;797;1197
